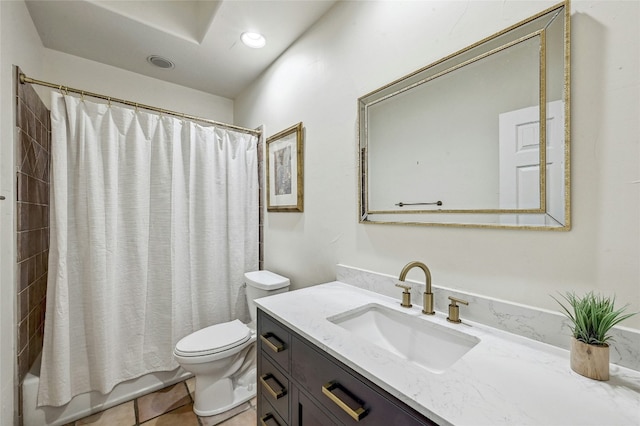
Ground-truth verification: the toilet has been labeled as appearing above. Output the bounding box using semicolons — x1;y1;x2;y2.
174;270;290;416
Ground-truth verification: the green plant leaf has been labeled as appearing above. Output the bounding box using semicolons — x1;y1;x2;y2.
551;291;637;346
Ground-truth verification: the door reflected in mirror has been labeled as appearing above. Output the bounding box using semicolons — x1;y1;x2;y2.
359;1;570;230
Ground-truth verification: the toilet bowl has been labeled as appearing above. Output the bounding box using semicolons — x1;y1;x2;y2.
174;271;290;417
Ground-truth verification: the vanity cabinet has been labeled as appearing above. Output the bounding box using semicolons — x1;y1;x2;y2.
257;309;437;426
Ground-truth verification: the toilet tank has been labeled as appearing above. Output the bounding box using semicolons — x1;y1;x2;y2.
244;270;290;323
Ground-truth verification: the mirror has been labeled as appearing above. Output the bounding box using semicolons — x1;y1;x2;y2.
358;1;570;230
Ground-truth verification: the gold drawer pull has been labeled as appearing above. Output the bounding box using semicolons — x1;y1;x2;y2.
322;381;368;421
260;332;285;353
260;373;287;400
260;413;281;426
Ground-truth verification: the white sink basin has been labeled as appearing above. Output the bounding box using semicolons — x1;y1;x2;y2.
328;304;480;374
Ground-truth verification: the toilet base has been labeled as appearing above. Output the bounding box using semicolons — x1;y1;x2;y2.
193;369;256;417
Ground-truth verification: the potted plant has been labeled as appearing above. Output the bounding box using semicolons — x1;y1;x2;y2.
553;291;637;381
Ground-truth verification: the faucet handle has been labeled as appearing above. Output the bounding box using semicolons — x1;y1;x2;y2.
395;283;412;308
447;296;469;324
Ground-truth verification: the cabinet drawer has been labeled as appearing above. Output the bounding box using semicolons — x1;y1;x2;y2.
294;388;342;426
260;355;290;424
258;310;291;373
259;394;288;426
292;336;435;426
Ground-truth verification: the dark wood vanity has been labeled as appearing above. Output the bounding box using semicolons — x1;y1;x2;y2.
257;309;437;426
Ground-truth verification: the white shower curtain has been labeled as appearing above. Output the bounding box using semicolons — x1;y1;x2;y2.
38;92;258;407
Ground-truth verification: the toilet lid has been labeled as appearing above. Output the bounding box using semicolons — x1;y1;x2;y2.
175;320;251;357
245;270;290;290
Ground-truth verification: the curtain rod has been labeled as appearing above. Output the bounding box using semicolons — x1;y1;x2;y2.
19;73;261;137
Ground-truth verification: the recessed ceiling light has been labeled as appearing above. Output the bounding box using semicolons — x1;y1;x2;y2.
241;32;266;49
147;55;175;69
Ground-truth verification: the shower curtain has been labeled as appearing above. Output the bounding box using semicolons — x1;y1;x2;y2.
38;92;258;407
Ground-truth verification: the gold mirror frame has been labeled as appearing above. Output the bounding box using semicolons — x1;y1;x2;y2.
358;1;570;230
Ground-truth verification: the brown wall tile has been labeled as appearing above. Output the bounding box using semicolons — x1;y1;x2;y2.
17;349;29;385
18;291;29;324
18;319;28;355
16;72;50;383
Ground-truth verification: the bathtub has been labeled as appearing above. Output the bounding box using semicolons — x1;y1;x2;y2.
22;354;191;426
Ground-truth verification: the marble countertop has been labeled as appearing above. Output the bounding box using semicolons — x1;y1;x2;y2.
255;281;640;426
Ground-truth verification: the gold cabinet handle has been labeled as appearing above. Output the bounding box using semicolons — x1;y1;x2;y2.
260;373;287;400
260;332;285;353
321;381;368;421
260;413;281;426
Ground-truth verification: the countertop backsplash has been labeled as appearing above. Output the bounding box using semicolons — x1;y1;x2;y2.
336;264;640;372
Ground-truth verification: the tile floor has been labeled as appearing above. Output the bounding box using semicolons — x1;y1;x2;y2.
64;378;257;426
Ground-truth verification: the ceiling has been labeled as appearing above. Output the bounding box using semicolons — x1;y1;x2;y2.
25;0;337;99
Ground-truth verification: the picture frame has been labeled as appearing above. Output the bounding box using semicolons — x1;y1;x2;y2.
266;122;304;212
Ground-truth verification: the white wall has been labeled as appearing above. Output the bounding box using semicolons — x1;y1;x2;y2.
0;2;234;424
234;1;640;329
39;49;233;123
0;2;46;424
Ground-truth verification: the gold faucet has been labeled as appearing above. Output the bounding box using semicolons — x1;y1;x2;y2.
398;261;434;315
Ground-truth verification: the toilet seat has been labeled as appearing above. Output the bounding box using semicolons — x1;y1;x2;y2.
175;320;251;357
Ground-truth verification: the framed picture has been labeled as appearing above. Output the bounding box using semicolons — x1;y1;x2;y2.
267;122;304;212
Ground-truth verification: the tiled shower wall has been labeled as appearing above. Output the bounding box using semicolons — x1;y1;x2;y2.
15;68;50;384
